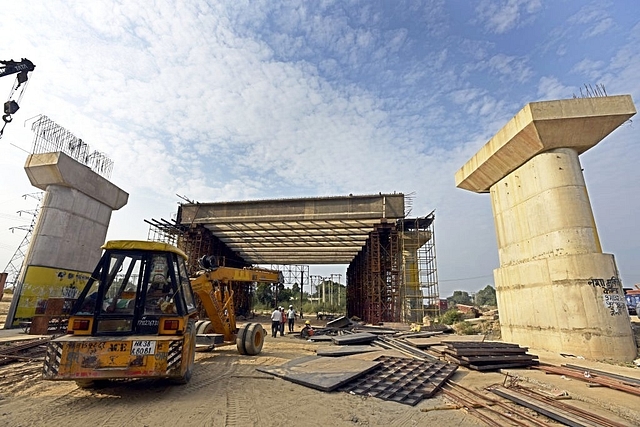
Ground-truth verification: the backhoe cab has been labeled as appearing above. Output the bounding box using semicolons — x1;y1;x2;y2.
42;240;268;387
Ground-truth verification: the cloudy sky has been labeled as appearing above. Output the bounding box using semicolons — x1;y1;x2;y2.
1;0;639;297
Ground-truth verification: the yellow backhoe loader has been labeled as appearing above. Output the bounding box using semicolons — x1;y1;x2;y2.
42;240;282;387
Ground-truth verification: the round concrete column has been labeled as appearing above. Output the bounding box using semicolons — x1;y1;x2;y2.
491;148;601;266
455;96;637;362
491;148;635;361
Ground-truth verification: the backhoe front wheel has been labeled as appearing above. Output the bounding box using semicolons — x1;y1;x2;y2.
172;319;196;384
75;379;95;389
236;323;265;356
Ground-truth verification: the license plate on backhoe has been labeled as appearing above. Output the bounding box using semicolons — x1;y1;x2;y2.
131;340;156;356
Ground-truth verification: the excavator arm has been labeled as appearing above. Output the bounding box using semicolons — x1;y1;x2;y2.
1;58;35;138
189;266;283;342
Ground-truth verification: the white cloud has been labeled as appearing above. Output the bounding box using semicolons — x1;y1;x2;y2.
474;0;542;34
464;53;533;84
537;76;574;100
1;1;640;295
567;1;615;39
571;58;606;82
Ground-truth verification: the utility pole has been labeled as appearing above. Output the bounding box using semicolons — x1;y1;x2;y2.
2;193;43;290
300;269;304;318
330;273;342;307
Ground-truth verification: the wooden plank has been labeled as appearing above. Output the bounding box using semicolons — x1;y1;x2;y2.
444;341;521;349
469;361;539;371
405;334;486;348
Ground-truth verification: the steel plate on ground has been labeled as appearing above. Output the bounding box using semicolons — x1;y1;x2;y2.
256;356;380;392
316;345;378;357
307;335;334;342
339;355;458;406
331;332;377;345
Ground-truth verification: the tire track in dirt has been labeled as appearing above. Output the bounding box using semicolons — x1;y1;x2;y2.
129;354;239;426
96;380;172;427
223;364;262;427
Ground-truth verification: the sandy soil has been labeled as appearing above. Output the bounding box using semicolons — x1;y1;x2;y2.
0;293;486;427
0;293;638;427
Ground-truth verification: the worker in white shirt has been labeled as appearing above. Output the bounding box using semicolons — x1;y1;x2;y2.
287;305;296;332
271;306;283;338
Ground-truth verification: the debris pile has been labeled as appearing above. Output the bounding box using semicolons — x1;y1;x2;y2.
0;337;50;366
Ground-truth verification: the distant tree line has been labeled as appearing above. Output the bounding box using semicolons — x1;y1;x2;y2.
446;285;496;307
253;280;346;314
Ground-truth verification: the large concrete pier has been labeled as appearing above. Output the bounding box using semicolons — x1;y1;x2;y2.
5;152;128;328
455;95;637;361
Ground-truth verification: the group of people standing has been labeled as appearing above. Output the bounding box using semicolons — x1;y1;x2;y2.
270;304;298;337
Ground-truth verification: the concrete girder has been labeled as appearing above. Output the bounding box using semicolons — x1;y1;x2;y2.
178;194;405;265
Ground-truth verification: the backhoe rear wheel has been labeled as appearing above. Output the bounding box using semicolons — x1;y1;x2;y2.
195;320;214;334
236;323;265;356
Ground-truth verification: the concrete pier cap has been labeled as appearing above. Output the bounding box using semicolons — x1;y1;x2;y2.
455;95;637;362
25;151;128;210
455;95;635;193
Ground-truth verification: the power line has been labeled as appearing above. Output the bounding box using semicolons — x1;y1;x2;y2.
440;274;493;282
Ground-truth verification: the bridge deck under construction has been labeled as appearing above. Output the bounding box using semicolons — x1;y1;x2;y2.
147;193;439;324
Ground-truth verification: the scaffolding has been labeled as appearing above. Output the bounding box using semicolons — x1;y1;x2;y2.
266;264;309;309
345;213;439;325
346;223;401;324
146;203;439;326
399;212;439;323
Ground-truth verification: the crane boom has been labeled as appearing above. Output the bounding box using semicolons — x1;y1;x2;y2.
0;58;35;80
1;58;36;138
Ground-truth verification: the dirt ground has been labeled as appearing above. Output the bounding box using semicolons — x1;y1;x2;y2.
0;293;638;427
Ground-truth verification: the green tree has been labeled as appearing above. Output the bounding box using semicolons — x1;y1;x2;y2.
475;285;497;306
277;287;293;304
291;283;300;294
447;290;473;306
255;283;274;306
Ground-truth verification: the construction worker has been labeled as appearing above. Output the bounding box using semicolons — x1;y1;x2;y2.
300;320;314;338
279;306;286;336
287;305;296;332
270;306;282;338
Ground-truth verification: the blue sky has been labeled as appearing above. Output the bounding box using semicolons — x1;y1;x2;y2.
1;0;639;297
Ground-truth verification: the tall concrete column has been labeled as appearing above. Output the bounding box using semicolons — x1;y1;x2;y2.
455;95;636;362
5;151;128;328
